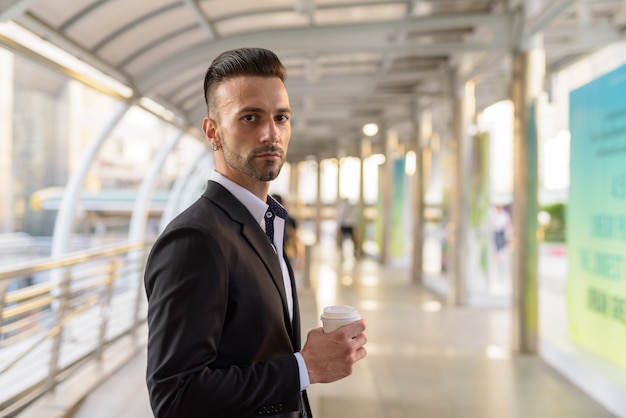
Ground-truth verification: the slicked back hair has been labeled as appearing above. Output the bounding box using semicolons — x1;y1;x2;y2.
203;48;287;116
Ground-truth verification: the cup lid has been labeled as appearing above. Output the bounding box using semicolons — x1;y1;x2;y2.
321;305;360;319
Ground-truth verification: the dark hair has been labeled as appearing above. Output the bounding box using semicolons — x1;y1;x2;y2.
203;48;287;112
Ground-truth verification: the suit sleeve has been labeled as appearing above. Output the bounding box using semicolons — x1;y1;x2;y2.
144;228;301;418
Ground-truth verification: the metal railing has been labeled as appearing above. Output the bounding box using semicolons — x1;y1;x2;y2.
0;239;155;417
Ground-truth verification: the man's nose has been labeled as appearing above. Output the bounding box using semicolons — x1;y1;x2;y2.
261;119;280;143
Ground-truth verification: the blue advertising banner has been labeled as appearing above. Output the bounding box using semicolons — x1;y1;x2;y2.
568;63;626;368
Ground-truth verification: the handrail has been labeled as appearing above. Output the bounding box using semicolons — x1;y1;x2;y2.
0;240;150;281
4;282;54;304
0;238;155;417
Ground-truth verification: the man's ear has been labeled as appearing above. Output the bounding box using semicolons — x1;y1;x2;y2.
202;117;218;147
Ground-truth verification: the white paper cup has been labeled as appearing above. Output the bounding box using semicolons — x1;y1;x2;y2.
320;305;361;333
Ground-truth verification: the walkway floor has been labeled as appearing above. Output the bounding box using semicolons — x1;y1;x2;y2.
71;240;616;418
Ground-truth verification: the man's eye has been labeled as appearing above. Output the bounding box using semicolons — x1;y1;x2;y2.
276;114;289;122
243;115;256;122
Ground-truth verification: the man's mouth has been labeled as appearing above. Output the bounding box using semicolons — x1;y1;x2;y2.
255;147;283;160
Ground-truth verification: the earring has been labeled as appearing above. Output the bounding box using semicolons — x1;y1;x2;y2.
212;144;220;151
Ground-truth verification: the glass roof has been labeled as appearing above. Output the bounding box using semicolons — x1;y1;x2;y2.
1;0;623;159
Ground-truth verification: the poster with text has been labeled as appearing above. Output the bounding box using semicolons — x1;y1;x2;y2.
568;63;626;369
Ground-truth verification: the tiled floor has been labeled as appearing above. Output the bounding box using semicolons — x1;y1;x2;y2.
72;241;616;418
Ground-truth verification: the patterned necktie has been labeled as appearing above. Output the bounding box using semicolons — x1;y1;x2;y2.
265;197;288;246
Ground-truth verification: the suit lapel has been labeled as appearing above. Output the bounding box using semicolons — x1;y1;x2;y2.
203;181;293;337
240;220;290;309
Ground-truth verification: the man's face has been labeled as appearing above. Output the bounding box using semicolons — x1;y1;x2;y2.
203;76;291;187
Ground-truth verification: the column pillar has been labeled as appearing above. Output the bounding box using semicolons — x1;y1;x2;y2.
380;128;395;265
511;39;543;354
411;102;426;284
357;140;369;257
335;151;343;250
449;76;475;306
315;157;322;243
336;148;343;201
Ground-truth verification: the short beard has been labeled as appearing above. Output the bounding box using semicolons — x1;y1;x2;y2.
223;144;285;182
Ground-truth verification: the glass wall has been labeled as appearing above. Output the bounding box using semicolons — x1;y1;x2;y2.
538;40;626;414
3;53;123;241
0;44;203;258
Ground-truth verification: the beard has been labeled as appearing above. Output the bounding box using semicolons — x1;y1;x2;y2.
222;143;285;182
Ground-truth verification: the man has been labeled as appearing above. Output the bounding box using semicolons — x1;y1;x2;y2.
144;48;367;418
336;197;359;257
491;204;511;254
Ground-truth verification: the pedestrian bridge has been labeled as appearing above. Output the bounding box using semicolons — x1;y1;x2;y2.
0;234;624;418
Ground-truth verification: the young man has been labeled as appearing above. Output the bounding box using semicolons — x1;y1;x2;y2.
144;48;367;418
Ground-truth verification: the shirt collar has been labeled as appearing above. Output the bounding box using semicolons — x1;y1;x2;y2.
209;171;268;228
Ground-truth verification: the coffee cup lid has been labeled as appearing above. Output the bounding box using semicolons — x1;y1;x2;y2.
321;305;360;319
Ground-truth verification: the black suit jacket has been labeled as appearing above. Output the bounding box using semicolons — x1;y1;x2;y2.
145;181;312;418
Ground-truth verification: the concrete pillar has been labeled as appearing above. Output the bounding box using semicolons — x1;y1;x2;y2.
0;49;14;233
315;157;322;243
335;149;343;201
510;41;543;354
380;128;395;265
335;152;342;249
357;141;368;257
449;77;475;306
411;102;426;284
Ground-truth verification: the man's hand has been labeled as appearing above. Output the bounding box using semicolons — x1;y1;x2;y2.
300;319;367;384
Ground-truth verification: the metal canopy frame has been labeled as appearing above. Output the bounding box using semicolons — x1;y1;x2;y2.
1;0;624;161
3;0;623;262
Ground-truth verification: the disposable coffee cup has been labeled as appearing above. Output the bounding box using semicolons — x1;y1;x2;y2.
320;305;361;333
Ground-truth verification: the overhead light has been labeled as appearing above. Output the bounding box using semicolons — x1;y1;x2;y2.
0;21;133;98
368;153;386;165
362;123;379;137
405;151;416;176
140;97;176;123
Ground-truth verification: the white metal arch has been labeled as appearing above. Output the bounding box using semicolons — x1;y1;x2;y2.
50;100;134;258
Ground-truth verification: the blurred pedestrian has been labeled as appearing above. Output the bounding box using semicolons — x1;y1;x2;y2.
336;197;359;257
491;204;511;253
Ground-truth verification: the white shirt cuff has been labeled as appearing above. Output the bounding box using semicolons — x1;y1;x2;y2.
293;352;310;390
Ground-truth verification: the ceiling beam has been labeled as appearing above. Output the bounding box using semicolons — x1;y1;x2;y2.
182;0;218;40
136;13;512;92
522;0;576;46
287;69;442;88
0;0;38;21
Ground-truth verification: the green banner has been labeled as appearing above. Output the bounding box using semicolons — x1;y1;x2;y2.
568;64;626;369
391;157;406;257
